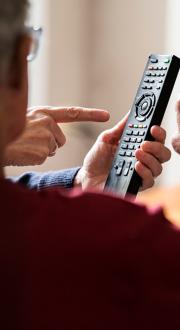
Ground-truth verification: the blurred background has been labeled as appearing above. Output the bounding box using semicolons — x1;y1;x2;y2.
5;0;180;188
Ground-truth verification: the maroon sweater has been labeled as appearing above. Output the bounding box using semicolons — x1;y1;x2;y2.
1;178;180;330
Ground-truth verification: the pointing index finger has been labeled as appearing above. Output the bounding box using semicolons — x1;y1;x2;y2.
41;106;110;123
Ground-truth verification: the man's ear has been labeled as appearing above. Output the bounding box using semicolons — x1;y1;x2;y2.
8;35;31;89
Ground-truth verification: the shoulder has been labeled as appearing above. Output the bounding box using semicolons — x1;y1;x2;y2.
2;177;165;228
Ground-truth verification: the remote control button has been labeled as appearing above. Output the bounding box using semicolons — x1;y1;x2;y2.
130;137;136;143
135;117;146;122
156;86;161;90
137;137;142;143
128;124;145;129
126;161;132;168
136;93;153;106
139;131;145;136
119;160;125;167
114;164;119;170
121;143;128;149
115;160;125;176
128;123;133;128
128;144;134;150
123;161;132;176
139;100;152;118
142;86;148;89
144;78;150;83
119;151;125;156
116;167;122;176
133;130;139;136
159;79;163;83
141;99;152;115
160;73;165;76
123;136;130;142
163;66;167;70
150;58;158;63
147;86;152;90
126;151;132;157
141;101;149;111
126;130;132;135
123;168;129;176
149;79;155;83
164;58;170;63
150;93;156;105
146;72;151;76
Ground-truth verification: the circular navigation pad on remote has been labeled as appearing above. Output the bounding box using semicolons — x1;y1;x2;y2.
135;93;156;121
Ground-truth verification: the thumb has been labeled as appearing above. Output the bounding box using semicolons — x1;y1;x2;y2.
99;112;129;145
176;97;180;133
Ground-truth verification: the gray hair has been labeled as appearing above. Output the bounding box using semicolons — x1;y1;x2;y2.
0;0;29;81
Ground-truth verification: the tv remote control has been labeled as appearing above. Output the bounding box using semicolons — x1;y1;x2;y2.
105;54;180;197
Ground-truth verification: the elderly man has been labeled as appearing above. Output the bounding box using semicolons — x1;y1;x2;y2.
1;1;180;330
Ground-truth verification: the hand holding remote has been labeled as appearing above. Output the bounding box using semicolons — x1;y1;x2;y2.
75;116;171;191
105;54;180;197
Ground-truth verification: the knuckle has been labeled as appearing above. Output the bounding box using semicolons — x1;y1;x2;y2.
167;148;171;161
162;128;166;140
152;142;162;155
148;177;154;189
44;130;53;143
142;177;154;191
36;158;44;165
158;125;165;134
56;131;66;147
161;147;171;163
98;129;112;142
36;154;47;165
42;115;54;127
60;135;66;146
67;107;80;119
29;108;45;118
41;150;49;162
99;131;107;139
150;180;154;188
156;164;163;177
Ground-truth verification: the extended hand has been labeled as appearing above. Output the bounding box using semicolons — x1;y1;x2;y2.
75;114;171;191
3;106;109;166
